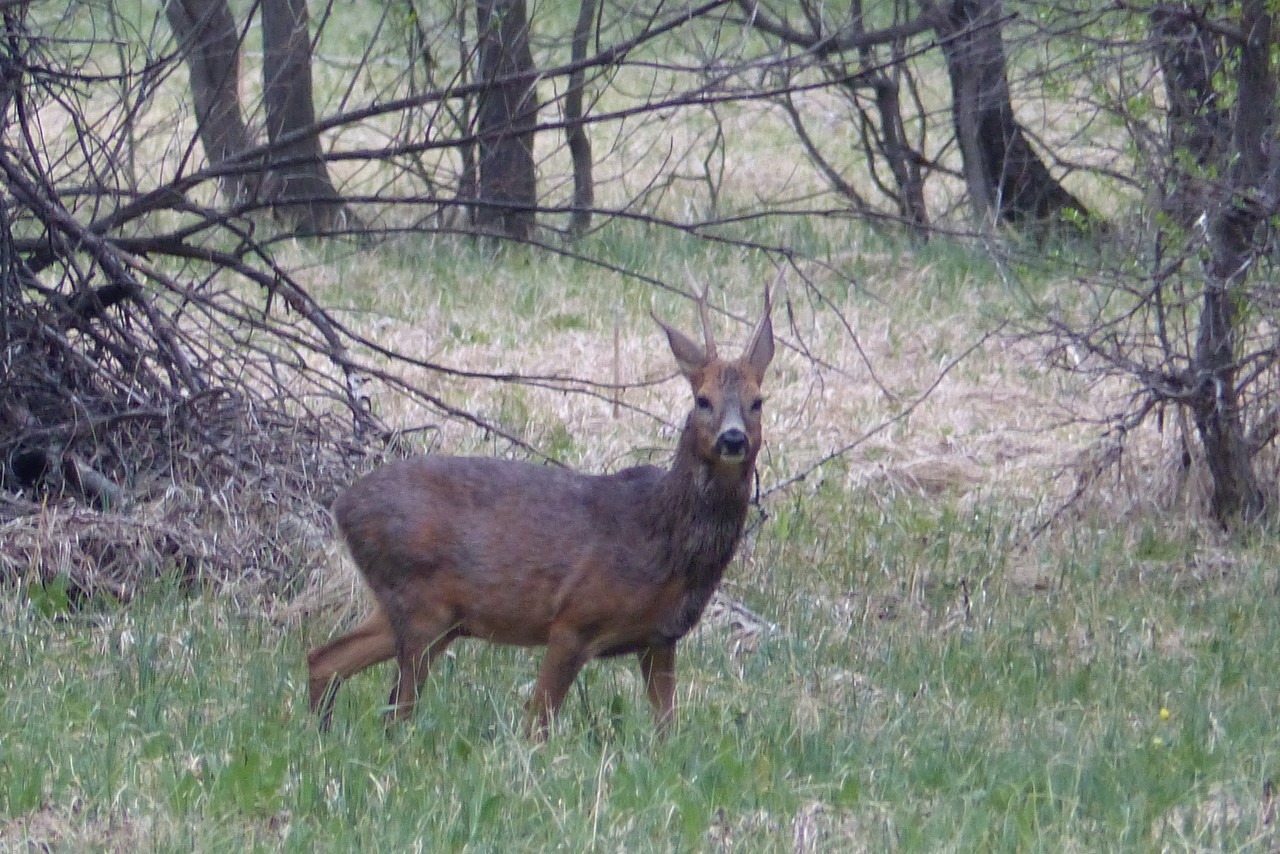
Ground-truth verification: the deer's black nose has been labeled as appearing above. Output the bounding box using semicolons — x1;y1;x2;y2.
716;429;749;459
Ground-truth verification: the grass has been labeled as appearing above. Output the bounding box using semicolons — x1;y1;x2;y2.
5;486;1280;850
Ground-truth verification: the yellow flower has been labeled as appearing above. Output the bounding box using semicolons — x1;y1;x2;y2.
1160;707;1171;721
1152;736;1165;748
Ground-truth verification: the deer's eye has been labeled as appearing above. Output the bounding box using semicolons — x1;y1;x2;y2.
695;396;713;412
749;397;764;413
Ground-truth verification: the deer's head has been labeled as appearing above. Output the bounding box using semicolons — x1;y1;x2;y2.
656;287;775;472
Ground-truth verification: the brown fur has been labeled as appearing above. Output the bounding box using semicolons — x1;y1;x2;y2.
306;291;774;737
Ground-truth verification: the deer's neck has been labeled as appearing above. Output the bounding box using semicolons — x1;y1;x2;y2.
652;423;754;587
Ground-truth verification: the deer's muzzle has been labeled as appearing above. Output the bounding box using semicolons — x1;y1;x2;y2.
715;428;749;461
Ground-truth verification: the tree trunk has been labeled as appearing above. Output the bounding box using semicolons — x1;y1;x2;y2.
474;0;538;240
564;0;596;237
163;0;256;203
1151;4;1229;226
849;0;927;233
867;74;928;232
0;12;18;364
936;0;1090;228
1187;0;1274;524
261;0;345;235
1192;206;1266;523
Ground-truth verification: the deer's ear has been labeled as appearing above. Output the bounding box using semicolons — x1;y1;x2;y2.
742;294;774;382
654;315;709;381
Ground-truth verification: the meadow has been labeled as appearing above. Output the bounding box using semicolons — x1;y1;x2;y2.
4;222;1280;851
4;2;1280;851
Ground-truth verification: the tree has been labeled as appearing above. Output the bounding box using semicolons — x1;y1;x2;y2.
261;0;347;234
1150;3;1228;226
934;0;1090;228
734;0;934;231
1038;0;1280;525
564;0;599;236
166;0;347;232
736;0;1089;231
163;0;256;203
1183;0;1276;522
472;0;539;239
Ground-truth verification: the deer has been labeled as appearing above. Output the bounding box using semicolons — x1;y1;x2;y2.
306;286;774;738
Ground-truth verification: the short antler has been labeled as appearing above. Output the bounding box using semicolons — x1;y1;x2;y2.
686;268;717;361
766;263;786;310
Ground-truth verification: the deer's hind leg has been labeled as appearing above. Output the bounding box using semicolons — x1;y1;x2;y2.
387;628;459;723
308;606;397;730
382;586;461;724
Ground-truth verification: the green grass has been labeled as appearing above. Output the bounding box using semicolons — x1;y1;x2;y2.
5;492;1280;850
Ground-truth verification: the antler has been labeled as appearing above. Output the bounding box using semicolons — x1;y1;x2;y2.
770;263;786;300
686;268;717;360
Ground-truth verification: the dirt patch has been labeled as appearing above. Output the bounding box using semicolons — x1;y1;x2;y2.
0;801;145;853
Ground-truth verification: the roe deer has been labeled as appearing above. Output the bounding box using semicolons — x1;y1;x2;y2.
307;287;774;737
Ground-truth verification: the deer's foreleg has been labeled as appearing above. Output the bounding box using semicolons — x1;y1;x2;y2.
638;644;676;735
527;626;591;739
